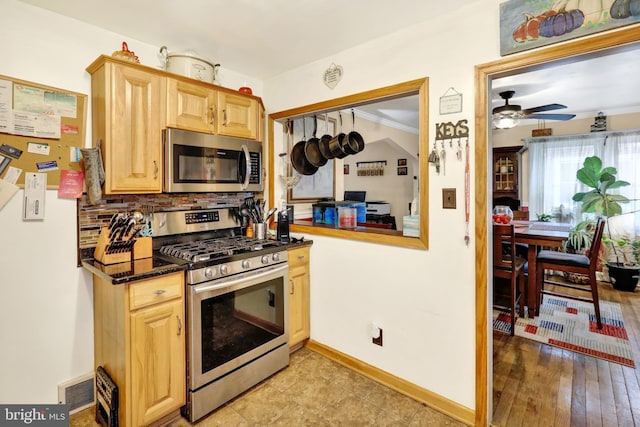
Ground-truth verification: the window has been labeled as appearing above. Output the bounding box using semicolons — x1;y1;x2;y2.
528;130;640;235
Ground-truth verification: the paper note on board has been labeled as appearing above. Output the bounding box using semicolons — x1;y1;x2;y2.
3;166;22;185
0;78;12;133
13;110;61;139
23;172;46;220
58;170;84;199
0;178;18;211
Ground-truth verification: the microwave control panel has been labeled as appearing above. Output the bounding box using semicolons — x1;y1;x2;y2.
249;152;261;184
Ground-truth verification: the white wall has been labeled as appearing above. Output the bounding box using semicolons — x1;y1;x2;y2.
0;0;260;403
264;0;503;409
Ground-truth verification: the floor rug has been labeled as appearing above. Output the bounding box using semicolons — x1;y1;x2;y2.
493;296;636;368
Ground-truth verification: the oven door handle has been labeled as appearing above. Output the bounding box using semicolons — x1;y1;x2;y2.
241;144;251;190
193;264;288;295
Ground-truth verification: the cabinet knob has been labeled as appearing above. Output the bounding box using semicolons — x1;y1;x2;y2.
153;160;158;178
209;107;215;124
177;315;182;336
223;109;227;126
154;289;166;296
289;279;294;294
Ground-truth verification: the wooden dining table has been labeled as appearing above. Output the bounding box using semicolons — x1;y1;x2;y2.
513;221;571;317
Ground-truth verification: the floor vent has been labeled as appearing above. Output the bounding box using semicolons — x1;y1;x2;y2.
58;372;95;414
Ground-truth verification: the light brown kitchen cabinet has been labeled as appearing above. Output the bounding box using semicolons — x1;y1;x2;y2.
167;79;260;140
86;56;166;194
166;78;217;133
216;91;259;139
93;272;186;426
288;246;310;349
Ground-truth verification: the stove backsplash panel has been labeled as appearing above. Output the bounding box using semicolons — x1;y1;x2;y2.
77;192;254;261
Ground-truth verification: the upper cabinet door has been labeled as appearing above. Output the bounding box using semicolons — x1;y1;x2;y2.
166;78;216;134
110;65;165;193
88;59;165;194
216;92;258;139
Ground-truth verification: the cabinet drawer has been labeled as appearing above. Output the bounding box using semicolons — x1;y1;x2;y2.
129;273;184;310
288;247;309;269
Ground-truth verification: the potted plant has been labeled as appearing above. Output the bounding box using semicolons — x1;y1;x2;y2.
572;156;639;291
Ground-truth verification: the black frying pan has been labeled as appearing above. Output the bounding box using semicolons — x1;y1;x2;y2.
347;109;365;153
327;112;348;158
305;115;327;167
290;118;319;175
318;114;334;160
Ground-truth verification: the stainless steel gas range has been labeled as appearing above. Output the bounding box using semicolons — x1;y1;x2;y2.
151;208;289;422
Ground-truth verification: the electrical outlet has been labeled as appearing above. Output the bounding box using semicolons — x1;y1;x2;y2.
372;328;383;346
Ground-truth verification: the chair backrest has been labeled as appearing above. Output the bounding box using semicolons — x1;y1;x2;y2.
587;217;606;265
493;223;516;270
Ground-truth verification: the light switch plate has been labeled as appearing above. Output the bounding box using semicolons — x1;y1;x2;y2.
442;188;456;209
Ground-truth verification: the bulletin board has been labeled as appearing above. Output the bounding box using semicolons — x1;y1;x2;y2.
0;75;87;188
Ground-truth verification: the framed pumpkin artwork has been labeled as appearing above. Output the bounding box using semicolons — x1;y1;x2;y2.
500;0;640;56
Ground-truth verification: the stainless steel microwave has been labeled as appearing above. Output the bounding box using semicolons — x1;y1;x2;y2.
163;128;263;193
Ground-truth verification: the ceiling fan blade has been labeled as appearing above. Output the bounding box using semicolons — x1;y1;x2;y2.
525;113;576;121
522;103;567;114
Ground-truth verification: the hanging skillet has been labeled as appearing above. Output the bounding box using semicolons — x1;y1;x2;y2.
328;111;348;159
290;118;319;175
304;115;327;167
347;109;365;153
318;114;334;160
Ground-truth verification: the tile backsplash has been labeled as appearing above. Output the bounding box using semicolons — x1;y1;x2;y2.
77;192;253;257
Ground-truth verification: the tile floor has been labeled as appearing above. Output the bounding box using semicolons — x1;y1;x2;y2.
71;347;466;426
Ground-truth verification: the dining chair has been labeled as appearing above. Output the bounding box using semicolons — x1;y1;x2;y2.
535;217;606;329
493;223;526;335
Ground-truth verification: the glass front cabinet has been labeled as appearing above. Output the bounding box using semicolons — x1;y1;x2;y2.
492;146;519;201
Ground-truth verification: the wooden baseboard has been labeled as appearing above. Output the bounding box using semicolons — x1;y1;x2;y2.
305;340;475;426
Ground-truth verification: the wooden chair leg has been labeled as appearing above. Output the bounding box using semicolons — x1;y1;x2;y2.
519;272;525;320
590;271;602;329
510;274;516;336
536;262;545;315
519;274;526;318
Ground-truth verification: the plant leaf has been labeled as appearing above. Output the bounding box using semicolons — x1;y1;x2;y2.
576;168;599;188
583;156;602;172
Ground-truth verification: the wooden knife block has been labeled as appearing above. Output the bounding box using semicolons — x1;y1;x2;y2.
93;227;152;265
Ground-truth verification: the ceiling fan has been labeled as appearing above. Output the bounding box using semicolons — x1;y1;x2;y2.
492;90;576;129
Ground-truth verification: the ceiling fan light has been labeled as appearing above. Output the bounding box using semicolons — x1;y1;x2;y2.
492;111;522;129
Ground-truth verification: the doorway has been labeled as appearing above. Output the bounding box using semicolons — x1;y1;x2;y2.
474;27;640;426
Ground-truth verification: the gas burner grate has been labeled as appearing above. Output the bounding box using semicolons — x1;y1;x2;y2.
159;236;281;263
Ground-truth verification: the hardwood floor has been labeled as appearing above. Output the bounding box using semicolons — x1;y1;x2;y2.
492;279;640;427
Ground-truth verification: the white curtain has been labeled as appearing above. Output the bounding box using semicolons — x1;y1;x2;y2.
602;132;640;236
527;129;640;234
528;134;599;223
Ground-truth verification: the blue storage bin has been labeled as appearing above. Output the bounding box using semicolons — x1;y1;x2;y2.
312;201;366;226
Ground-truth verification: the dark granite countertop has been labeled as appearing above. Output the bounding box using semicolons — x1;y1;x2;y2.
81;256;188;284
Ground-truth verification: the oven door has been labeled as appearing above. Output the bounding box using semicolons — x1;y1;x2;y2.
187;263;288;390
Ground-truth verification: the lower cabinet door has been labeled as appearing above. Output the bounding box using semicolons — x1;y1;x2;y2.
130;299;185;426
288;263;310;348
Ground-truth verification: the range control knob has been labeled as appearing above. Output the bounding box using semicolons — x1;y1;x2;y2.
204;268;215;279
261;255;270;264
219;265;229;275
272;253;280;262
241;260;251;269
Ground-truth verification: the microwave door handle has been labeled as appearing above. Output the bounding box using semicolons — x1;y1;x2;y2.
241;144;251;190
